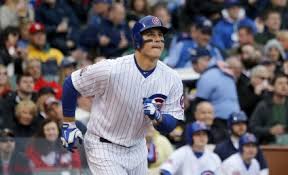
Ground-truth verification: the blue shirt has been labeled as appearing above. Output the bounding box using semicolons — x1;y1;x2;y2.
196;62;240;119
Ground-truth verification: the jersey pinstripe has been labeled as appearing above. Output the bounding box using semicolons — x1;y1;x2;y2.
71;54;184;147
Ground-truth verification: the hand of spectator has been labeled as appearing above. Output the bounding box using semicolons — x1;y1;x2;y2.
270;124;285;135
254;81;273;95
118;32;128;49
99;35;110;46
57;21;69;33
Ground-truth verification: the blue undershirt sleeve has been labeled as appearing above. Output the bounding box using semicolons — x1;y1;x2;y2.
154;114;177;134
62;76;79;117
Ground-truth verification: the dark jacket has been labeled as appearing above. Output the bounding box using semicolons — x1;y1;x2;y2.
250;95;288;144
214;138;268;170
0;151;32;175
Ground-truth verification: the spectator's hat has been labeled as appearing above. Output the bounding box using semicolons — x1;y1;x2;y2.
38;87;56;97
0;128;15;142
93;0;112;4
225;0;242;8
194;16;212;35
190;47;211;63
29;22;45;34
61;56;77;68
44;97;60;111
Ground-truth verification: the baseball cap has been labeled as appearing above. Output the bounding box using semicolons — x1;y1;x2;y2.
0;128;14;137
194;16;212;35
44;97;60;110
190;47;211;63
29;22;45;34
225;0;242;8
61;57;77;68
93;0;112;4
38;87;56;97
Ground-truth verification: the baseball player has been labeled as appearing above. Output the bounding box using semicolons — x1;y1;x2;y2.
61;15;184;175
160;121;222;175
221;133;260;175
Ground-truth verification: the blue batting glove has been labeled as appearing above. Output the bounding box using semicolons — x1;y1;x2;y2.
61;122;83;152
143;98;161;121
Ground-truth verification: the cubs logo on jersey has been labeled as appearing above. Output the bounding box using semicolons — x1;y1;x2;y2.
149;94;167;109
201;170;215;175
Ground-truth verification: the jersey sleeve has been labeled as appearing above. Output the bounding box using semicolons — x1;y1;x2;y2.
160;149;184;174
161;76;184;121
71;60;112;97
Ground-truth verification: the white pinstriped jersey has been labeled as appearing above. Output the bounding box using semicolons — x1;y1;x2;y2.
160;145;222;175
71;54;184;147
221;153;260;175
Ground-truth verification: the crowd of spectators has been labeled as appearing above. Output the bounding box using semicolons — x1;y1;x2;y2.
0;0;287;174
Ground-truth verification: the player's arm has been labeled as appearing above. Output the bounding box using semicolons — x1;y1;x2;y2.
61;60;112;151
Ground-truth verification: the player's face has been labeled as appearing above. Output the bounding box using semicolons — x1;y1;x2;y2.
192;131;208;148
231;122;247;137
242;144;257;160
140;28;164;59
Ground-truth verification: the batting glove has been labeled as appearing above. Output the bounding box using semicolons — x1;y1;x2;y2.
143;98;161;121
61;122;83;152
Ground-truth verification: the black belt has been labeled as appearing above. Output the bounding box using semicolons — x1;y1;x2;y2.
99;137;112;144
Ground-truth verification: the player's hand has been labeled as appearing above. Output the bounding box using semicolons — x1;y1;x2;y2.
61;122;83;152
143;98;161;121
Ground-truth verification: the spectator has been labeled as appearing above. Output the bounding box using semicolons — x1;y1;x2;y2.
0;73;36;129
266;0;288;29
212;0;256;51
192;47;240;134
0;0;34;30
0;65;11;98
25;118;81;172
283;59;288;76
276;30;288;58
160;121;222;175
263;39;286;74
194;101;229;144
88;0;112;27
13;100;38;137
35;0;81;54
214;112;268;175
80;3;131;58
17;20;32;50
0;26;24;76
36;87;56;120
146;125;173;175
43;97;63;124
237;44;262;73
58;56;77;85
127;0;149;28
25;59;62;99
0;128;32;175
255;9;281;45
165;17;223;68
221;133;261;175
237;65;273;117
27;22;64;80
250;73;288;144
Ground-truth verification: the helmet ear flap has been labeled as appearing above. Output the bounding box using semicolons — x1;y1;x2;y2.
132;22;144;49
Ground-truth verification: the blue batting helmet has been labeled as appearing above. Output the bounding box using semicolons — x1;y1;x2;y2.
131;15;168;49
227;111;248;129
185;121;210;145
239;133;257;152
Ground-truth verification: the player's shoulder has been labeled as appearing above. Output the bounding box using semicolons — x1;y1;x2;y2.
157;61;182;81
172;145;191;156
204;148;222;162
114;54;134;65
